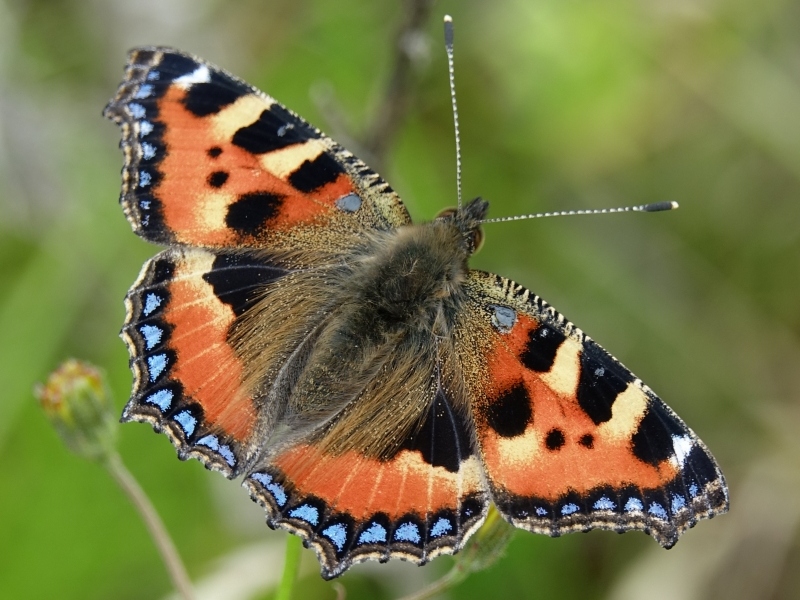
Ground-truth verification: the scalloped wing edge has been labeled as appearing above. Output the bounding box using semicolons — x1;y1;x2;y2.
244;469;489;579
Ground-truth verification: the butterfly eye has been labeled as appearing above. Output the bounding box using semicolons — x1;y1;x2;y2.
470;228;484;253
435;207;457;220
435;207;483;253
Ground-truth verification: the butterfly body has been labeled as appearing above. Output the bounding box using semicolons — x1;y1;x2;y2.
105;47;727;580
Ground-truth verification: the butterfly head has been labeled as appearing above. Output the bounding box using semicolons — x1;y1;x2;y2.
435;197;488;256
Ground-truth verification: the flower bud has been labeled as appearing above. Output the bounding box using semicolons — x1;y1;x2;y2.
35;360;117;461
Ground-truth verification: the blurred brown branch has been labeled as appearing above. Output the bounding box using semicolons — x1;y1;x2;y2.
314;0;434;173
362;0;434;165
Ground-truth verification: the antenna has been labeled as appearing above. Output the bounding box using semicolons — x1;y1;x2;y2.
444;15;462;209
441;16;676;226
480;201;679;224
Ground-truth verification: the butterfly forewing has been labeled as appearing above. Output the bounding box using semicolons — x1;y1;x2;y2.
104;47;410;252
455;270;728;546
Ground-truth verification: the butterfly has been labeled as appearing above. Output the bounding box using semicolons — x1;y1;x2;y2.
104;46;729;580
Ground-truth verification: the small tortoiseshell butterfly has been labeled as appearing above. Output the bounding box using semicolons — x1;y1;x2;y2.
105;44;728;579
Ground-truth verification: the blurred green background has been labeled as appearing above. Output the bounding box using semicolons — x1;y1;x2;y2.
1;0;798;598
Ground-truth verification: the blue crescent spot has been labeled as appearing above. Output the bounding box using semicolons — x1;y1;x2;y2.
142;143;157;160
393;522;421;544
147;353;168;381
250;473;288;507
218;444;236;467
139;171;152;187
593;497;615;511
624;498;644;512
251;472;272;486
139;324;162;350
535;506;548;517
671;494;686;513
648;502;668;519
134;84;153;99
689;483;699;498
288;504;319;526
267;483;287;506
129;103;146;119
146;70;160;81
139;121;154;137
197;435;219;451
322;523;348;551
560;503;580;516
430;517;453;538
144;389;173;412
358;522;387;545
173;410;197;436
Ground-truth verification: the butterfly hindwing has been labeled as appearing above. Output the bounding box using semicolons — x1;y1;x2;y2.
121;246;296;476
244;343;489;579
104;47;411;253
455;270;729;546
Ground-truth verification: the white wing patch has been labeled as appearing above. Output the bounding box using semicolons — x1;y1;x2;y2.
174;65;211;87
670;434;694;468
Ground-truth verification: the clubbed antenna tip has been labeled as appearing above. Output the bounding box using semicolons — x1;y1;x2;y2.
444;15;454;47
480;201;680;224
642;201;679;212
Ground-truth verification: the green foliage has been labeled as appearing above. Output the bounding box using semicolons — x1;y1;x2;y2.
2;0;799;598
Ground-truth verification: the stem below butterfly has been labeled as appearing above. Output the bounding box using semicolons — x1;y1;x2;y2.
275;534;303;600
396;506;516;600
397;567;464;600
104;452;196;600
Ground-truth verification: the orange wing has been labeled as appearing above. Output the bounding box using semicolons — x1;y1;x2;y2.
104;47;410;254
107;47;416;480
455;271;729;547
120;247;295;476
245;352;487;579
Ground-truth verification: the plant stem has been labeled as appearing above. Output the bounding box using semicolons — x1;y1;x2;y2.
275;534;303;600
397;565;465;600
104;452;195;600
